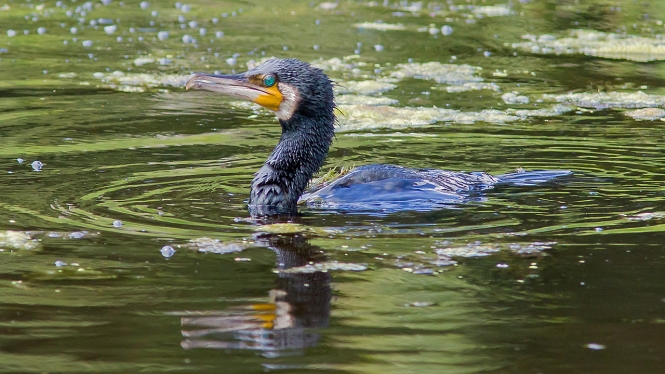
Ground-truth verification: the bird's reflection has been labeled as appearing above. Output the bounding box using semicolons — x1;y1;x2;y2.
179;232;331;357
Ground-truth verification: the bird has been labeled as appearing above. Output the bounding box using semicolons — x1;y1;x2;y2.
186;58;569;216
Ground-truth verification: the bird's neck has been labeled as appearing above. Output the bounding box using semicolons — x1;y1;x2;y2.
249;112;335;216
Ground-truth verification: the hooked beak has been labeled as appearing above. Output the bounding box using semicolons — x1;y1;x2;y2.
185;73;283;111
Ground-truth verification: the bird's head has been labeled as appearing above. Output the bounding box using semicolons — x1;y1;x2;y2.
186;58;335;124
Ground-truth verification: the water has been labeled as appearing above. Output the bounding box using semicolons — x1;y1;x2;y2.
2;0;665;372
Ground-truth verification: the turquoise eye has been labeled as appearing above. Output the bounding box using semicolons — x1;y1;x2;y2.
263;74;276;87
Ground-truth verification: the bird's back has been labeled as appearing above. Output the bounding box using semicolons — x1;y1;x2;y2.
300;164;571;212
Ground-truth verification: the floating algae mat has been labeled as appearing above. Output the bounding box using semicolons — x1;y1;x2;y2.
0;231;40;252
542;91;665;109
511;30;665;62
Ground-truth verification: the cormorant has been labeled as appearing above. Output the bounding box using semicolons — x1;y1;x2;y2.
186;58;568;216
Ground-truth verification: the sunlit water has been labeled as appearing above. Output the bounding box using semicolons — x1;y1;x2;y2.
2;0;665;373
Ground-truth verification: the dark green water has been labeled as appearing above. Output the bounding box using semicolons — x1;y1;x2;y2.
2;0;665;373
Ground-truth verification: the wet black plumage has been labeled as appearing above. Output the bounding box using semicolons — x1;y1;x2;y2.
246;59;336;216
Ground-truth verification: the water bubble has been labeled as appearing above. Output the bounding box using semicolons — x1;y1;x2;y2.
483;51;492;57
160;245;176;258
215;31;224;38
69;231;85;239
16;158;24;164
374;44;384;52
70;26;78;34
82;40;93;47
496;263;509;268
313;44;320;50
112;220;123;228
178;15;186;23
7;30;16;37
55;260;67;267
104;25;117;35
90;20;97;26
129;27;136;33
188;21;198;28
102;0;112;5
441;25;453;35
37;27;46;35
175;2;182;9
225;57;237;65
157;31;169;40
140;1;149;9
586;343;606;350
116;36;123;42
212;18;219;24
181;4;191;12
31;161;43;172
182;34;193;43
199;28;206;36
429;27;439;35
595;227;603;232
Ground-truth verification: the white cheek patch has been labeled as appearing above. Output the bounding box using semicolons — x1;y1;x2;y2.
275;82;300;121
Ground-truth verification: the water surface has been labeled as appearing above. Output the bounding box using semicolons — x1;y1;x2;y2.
2;0;665;373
